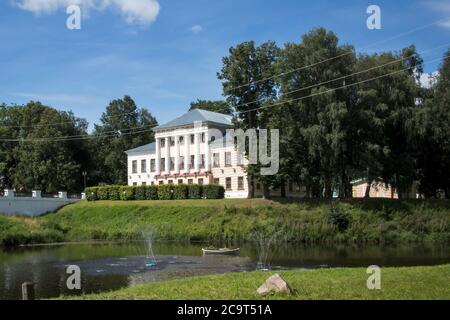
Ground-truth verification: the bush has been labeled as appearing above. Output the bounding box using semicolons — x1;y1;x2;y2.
135;186;147;200
146;186;159;200
158;185;174;200
327;204;350;232
97;187;109;200
188;184;203;199
108;185;121;200
85;187;99;201
203;185;225;199
173;185;188;200
119;186;135;201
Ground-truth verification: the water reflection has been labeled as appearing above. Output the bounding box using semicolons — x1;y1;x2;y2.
0;242;449;300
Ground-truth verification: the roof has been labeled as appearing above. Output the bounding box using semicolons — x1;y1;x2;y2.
154;109;232;131
125;142;156;155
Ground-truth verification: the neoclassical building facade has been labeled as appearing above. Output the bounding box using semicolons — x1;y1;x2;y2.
125;109;250;198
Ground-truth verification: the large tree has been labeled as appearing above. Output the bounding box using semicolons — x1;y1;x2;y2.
91;95;158;185
418;51;450;198
218;41;280;198
0;101;89;192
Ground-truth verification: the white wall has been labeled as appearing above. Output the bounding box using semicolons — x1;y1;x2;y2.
0;197;79;217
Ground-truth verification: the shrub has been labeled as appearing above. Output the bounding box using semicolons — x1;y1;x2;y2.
119;186;135;201
203;185;225;199
85;187;99;201
108;185;121;200
146;186;159;200
135;186;147;200
97;187;109;200
158;185;174;200
188;184;203;199
327;204;350;232
173;185;188;200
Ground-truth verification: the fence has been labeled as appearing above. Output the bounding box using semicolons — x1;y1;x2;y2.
0;189;84;217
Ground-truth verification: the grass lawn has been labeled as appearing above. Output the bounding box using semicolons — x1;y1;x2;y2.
1;198;450;245
63;264;450;300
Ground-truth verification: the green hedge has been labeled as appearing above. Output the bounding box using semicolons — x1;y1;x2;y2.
85;184;224;201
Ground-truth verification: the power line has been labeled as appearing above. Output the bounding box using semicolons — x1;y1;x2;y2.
224;42;450;111
222;18;447;93
3;54;446;143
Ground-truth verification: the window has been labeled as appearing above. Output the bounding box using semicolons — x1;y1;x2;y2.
225;177;232;190
179;136;184;145
211;136;216;142
201;133;205;143
180;156;185;169
198;178;204;185
170;137;175;146
142;182;147;186
178;179;183;185
188;179;194;185
133;182;137;186
190;155;195;169
150;159;156;172
132;160;138;174
238;177;244;190
161;158;165;172
200;154;205;169
161;139;165;148
190;134;195;144
151;182;155;186
168;180;174;185
159;181;164;185
213;178;220;185
141;160;147;173
213;153;220;168
170;157;175;171
225;152;232;167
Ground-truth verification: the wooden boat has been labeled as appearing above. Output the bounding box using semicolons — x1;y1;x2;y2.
202;248;240;255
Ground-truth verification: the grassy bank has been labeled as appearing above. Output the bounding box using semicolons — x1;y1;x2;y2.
1;199;450;246
62;264;450;300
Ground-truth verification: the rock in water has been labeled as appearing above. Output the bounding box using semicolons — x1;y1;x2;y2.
257;274;292;295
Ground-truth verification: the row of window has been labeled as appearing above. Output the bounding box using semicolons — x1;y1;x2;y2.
131;152;234;174
131;176;245;191
160;133;217;147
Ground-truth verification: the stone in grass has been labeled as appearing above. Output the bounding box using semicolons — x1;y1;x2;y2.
257;274;292;296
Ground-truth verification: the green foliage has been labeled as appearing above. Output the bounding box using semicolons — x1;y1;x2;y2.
327;203;351;232
189;99;232;115
85;187;99;201
119;186;135;201
203;184;225;199
158;185;174;200
135;186;147;200
107;185;121;200
173;185;188;200
188;184;203;199
97;187;109;200
145;186;159;200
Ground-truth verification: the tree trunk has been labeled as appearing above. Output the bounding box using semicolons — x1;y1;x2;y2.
280;179;286;198
247;175;254;199
263;184;270;199
364;181;371;198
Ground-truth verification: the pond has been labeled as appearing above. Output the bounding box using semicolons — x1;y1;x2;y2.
0;242;449;300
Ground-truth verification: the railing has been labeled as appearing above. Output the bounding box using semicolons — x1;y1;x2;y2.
14;192;33;198
42;193;59;198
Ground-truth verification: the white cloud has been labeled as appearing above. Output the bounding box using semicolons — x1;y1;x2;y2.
190;25;203;34
12;0;160;25
419;71;439;88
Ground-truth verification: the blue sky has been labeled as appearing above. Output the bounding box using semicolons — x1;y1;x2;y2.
1;0;449;129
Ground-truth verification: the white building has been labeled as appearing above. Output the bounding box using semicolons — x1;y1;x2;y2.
125;109;250;198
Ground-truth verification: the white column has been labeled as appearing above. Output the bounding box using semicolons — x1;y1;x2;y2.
174;135;180;174
205;130;210;172
194;133;200;173
184;134;189;172
155;138;161;175
165;137;170;174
